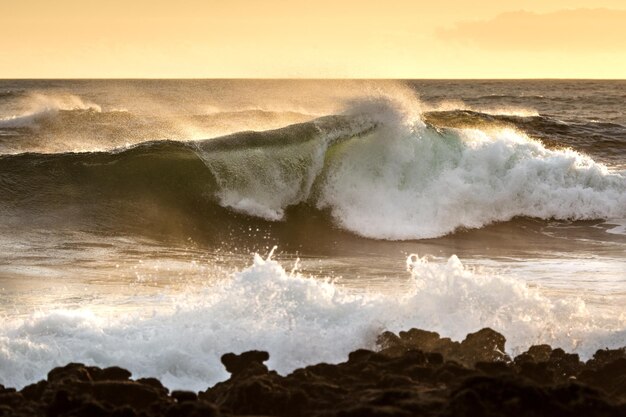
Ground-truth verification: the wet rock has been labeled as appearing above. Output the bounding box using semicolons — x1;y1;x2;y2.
47;363;93;384
378;328;459;360
136;377;169;393
221;350;270;376
89;380;164;410
166;401;220;417
93;366;132;382
587;348;626;369
20;380;48;401
459;328;510;364
378;327;509;367
1;327;625;417
206;373;308;416
171;390;198;403
335;404;412;417
579;357;626;400
0;391;24;407
425;352;443;365
348;349;378;363
547;349;583;382
517;361;555;385
525;344;553;362
475;361;512;376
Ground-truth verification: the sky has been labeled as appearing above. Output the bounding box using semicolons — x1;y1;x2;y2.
0;0;625;78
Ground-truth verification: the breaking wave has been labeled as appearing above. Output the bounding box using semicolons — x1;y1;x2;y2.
0;252;623;390
1;96;625;240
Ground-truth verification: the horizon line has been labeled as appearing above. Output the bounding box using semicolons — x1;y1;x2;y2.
1;77;625;81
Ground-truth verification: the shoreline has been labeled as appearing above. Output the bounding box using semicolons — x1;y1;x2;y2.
1;327;624;416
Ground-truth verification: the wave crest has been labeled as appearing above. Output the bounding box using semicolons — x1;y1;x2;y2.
0;93;101;128
1;96;625;240
318;120;626;239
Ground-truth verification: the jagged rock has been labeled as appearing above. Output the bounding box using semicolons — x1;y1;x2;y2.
377;327;509;367
137;377;169;393
546;349;583;381
89;380;164;410
47;363;94;384
20;380;48;401
165;401;220;417
526;344;553;362
92;366;132;382
579;357;626;400
459;328;510;364
445;375;624;417
221;350;270;376
171;390;198;403
516;361;555;385
0;391;24;407
586;348;626;369
0;328;624;417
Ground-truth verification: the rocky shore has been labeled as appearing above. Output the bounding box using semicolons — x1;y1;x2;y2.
1;327;624;417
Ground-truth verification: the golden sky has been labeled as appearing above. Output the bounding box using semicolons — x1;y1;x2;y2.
1;0;625;78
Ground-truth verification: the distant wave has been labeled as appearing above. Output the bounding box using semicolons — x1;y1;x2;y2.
1;98;625;241
0;93;101;128
0;90;25;100
425;100;540;117
0;107;312;133
472;94;547;101
0;97;315;154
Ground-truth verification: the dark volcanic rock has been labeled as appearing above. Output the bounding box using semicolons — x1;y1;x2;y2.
459;328;510;364
221;350;270;376
1;362;220;417
47;363;94;384
171;390;198;403
445;375;621;417
196;328;625;416
378;327;509;366
579;356;626;400
1;327;625;417
93;366;132;382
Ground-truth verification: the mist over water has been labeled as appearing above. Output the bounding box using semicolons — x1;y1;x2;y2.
0;80;624;390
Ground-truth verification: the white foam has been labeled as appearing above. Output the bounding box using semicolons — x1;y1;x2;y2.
194;94;625;238
316;102;626;239
0;253;623;391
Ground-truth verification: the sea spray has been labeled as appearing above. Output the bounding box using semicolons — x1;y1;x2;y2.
0;252;623;391
317;100;626;239
0;93;101;128
1;106;625;239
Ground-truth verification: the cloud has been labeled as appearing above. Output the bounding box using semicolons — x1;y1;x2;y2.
438;8;626;51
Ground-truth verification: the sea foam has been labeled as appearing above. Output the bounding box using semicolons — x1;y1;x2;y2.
0;252;623;391
194;95;626;239
318;117;626;239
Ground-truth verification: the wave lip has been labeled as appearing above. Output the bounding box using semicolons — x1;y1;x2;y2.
315;104;626;239
192;114;379;220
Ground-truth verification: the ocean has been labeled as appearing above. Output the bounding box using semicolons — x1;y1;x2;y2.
0;79;624;390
